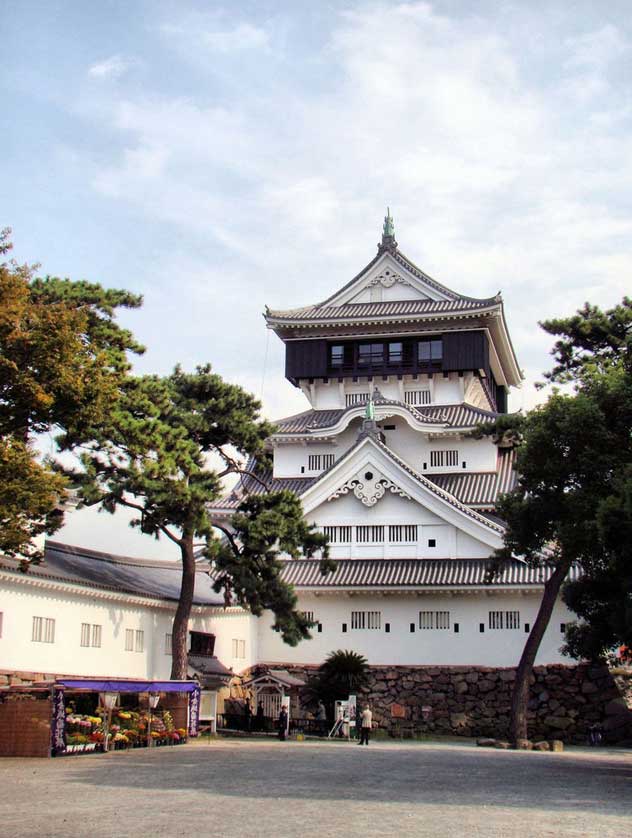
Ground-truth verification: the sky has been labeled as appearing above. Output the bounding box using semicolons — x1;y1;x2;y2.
3;0;632;558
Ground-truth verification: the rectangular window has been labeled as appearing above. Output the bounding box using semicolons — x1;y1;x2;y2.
323;525;352;544
135;630;144;652
231;638;246;659
388;342;403;364
32;616;55;643
418;339;443;363
351;611;381;630
489;611;520;630
388;524;418;543
91;625;102;648
301;611;314;623
419;611;450;630
345;392;370;407
190;631;216;656
307;454;335;471
125;628;134;651
405;389;431;406
429;450;459;468
330;345;345;368
356;525;384;544
358;343;384;367
80;623;91;647
165;633;172;655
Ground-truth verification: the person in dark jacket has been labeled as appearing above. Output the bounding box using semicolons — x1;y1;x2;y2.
278;707;288;741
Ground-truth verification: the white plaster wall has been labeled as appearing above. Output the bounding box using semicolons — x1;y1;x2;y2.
257;592;576;667
306;493;489;560
0;576;257;678
273;418;497;478
273;443;339;479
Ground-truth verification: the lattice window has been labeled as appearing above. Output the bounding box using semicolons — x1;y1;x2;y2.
92;625;102;648
308;454;335;471
346;392;370;407
80;623;90;647
405;389;431;406
125;629;134;651
351;611;382;630
419;611;451;630
356;525;384;543
301;611;315;623
323;525;352;544
430;449;459;468
135;630;144;652
232;638;246;659
165;633;172;655
388;524;418;543
489;611;520;630
32;616;55;643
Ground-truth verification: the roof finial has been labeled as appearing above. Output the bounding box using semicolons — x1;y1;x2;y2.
383;207;395;239
379;207;398;252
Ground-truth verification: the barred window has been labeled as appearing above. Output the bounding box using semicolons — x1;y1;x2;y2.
308;454;335;471
125;628;134;651
405;390;431;406
301;611;315;623
232;638;246;658
388;524;418;543
419;611;450;630
323;525;352;544
489;611;520;630
351;611;381;630
80;623;91;647
429;450;459;468
135;630;144;652
92;625;102;648
356;525;384;543
32;616;55;643
165;633;172;655
346;392;370;407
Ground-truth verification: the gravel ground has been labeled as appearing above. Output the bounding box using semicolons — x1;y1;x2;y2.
2;738;631;838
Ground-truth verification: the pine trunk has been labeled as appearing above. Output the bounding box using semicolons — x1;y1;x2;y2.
509;559;572;743
170;531;196;680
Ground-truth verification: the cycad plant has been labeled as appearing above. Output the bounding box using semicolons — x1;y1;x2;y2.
306;650;369;712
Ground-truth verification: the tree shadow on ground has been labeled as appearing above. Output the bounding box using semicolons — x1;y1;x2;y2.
63;741;632;819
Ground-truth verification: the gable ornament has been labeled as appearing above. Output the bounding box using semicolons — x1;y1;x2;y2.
327;470;412;507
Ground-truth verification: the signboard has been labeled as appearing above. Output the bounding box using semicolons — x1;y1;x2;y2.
281;695;290;735
390;702;406;719
348;694;357;728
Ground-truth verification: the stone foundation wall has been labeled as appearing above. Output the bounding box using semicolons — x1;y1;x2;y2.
252;662;632;744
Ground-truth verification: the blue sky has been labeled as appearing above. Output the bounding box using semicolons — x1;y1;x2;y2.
4;1;632;557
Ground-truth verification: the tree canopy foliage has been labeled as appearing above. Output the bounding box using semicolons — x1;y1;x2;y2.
0;229;143;560
478;297;632;742
69;365;332;678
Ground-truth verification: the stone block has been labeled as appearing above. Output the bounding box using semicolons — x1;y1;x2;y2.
455;681;469;695
543;715;573;730
478;680;496;693
533;740;550;751
581;681;598;694
465;672;479;684
514;739;533;750
604;698;630;716
549;740;564;752
450;713;468;728
494;741;511;749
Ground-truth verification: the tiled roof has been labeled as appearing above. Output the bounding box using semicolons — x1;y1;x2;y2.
266;297;499;323
9;542;225;607
427;449;518;507
280;558;581;589
273;402;498;436
210;473;319;510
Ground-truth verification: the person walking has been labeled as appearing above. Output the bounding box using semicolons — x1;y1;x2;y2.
316;700;327;736
359;705;372;746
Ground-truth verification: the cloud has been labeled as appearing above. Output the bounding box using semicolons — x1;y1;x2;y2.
76;2;632;420
88;54;133;80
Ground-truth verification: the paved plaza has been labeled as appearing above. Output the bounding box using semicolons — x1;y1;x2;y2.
2;738;631;838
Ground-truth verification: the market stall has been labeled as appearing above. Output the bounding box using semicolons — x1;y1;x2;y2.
0;677;202;758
